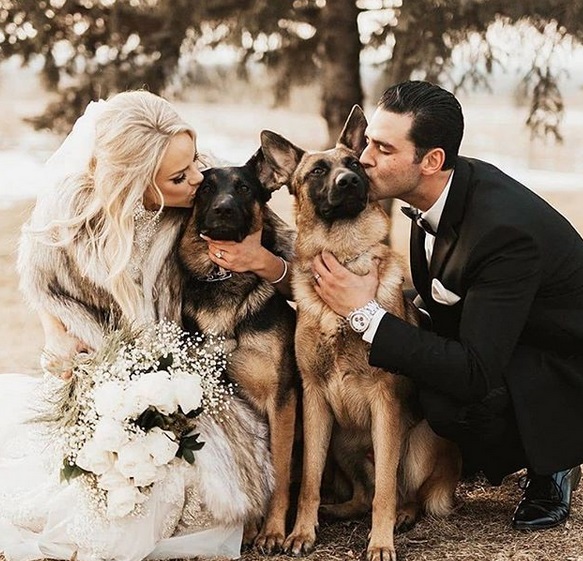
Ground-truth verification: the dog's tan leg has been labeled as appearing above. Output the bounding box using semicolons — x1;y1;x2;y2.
254;390;297;554
283;384;334;556
367;395;402;561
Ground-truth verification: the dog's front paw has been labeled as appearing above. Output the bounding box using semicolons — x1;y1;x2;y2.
254;525;285;555
367;544;398;561
283;526;317;556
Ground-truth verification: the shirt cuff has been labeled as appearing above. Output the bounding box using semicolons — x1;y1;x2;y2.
362;308;387;343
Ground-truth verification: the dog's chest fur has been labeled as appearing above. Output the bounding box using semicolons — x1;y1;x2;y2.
292;204;413;428
180;255;274;337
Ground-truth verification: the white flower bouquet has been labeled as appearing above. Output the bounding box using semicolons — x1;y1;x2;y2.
50;320;233;519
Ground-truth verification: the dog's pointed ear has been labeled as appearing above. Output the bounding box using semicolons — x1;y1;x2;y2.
246;147;279;194
336;105;368;156
259;130;305;194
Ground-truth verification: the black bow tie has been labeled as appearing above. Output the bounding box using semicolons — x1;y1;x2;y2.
400;206;436;236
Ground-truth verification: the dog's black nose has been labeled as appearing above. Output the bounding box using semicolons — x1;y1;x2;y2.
211;194;235;217
335;171;361;190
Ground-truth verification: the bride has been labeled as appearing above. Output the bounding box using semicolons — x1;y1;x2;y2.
0;91;288;561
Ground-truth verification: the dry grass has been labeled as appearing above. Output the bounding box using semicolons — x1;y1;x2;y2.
236;472;583;561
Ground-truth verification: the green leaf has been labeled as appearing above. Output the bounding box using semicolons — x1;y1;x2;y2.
136;406;169;431
158;353;173;370
176;430;205;464
185;406;204;419
60;460;89;483
182;447;195;464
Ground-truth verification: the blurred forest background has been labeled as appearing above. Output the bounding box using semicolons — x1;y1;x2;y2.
2;0;583;142
1;3;583;559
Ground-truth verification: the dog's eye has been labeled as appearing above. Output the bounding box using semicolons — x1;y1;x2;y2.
237;184;250;193
311;167;325;176
349;160;361;171
199;182;212;194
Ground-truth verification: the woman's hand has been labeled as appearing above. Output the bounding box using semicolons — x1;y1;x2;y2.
312;251;380;317
38;311;91;380
202;229;268;274
201;230;292;298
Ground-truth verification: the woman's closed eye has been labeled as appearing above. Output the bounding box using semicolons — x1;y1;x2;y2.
172;173;187;185
171;153;199;185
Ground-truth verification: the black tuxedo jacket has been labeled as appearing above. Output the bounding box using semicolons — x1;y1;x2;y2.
370;157;583;474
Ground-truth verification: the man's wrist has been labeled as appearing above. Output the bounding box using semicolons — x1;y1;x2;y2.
347;299;383;333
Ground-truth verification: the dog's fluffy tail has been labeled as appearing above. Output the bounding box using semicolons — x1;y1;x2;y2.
400;420;460;517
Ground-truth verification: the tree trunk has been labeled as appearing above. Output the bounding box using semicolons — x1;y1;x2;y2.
320;0;363;147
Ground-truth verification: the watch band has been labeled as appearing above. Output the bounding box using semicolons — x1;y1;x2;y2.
347;299;382;333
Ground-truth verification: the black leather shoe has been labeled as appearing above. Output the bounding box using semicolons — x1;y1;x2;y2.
512;465;581;530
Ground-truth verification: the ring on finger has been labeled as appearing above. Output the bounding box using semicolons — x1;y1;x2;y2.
314;273;321;281
215;250;224;260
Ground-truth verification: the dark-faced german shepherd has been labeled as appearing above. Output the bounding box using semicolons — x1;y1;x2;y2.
177;152;298;552
260;107;461;561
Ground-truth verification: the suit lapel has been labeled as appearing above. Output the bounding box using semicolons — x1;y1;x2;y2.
429;158;471;278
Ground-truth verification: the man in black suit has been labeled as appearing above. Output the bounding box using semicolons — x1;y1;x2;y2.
312;80;583;530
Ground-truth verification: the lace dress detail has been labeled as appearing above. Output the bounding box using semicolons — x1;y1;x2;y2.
130;204;161;279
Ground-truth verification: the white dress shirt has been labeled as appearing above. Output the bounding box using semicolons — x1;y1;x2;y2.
362;171;454;344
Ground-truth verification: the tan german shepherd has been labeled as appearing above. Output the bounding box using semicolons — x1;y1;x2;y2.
260;107;461;561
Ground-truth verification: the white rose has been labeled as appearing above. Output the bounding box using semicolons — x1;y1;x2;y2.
173;372;203;415
106;485;147;519
131;370;178;415
92;417;129;452
115;440;159;487
143;427;179;466
98;467;131;491
75;438;115;475
93;380;131;421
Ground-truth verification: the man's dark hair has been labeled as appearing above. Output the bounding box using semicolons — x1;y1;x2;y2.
378;80;464;170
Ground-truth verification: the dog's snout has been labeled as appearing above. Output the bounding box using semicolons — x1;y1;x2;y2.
335;171;361;190
211;194;236;217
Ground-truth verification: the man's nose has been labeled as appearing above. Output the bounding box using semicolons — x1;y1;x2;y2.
359;144;374;167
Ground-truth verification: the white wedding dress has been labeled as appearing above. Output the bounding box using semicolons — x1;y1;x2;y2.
0;372;273;561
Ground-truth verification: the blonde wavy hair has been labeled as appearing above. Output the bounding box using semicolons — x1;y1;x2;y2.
39;90;196;320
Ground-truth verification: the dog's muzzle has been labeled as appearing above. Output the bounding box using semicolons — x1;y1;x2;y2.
199;194;248;241
320;171;368;220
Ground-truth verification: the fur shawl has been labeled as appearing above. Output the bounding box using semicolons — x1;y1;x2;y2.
17;187;187;351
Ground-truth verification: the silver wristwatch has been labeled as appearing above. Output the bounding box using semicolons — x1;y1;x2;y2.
347;299;382;333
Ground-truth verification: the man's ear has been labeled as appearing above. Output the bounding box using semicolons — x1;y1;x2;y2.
336;105;368;156
420;148;446;176
259;130;305;194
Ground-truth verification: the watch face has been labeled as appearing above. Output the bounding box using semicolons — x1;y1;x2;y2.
349;311;369;333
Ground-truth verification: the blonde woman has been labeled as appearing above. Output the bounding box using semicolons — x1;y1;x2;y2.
0;91;281;561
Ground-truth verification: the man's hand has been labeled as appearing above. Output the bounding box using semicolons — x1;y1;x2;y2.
312;251;379;317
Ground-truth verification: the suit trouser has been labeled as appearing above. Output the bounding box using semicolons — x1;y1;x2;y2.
418;386;528;485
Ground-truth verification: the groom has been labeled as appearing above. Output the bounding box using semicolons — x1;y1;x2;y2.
312;80;583;530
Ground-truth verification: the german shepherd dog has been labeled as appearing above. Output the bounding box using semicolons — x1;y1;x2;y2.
177;152;299;552
260;107;461;561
